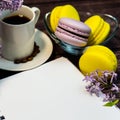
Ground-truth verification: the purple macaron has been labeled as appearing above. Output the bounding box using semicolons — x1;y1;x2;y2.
55;18;91;47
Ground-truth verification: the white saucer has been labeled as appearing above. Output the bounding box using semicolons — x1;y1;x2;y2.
0;29;53;71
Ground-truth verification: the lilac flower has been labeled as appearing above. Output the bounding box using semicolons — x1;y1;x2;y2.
86;82;102;97
111;84;119;92
83;70;120;106
103;93;116;102
0;0;23;12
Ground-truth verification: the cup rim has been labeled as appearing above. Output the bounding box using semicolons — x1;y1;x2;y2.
0;5;35;27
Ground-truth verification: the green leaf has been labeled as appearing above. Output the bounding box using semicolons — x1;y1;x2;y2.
103;99;119;107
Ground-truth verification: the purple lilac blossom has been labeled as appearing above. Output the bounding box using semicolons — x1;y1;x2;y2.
0;0;23;12
83;70;120;102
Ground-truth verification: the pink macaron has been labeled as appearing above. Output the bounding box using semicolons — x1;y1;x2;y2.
55;18;91;47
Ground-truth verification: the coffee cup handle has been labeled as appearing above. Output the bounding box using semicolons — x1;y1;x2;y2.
31;7;40;24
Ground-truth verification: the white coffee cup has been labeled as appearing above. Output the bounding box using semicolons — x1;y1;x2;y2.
0;5;40;61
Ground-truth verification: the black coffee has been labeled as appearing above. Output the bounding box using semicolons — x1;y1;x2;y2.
2;15;30;25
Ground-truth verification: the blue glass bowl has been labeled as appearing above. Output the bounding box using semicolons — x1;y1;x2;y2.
44;12;119;55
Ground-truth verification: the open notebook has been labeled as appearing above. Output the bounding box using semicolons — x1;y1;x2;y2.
0;57;119;120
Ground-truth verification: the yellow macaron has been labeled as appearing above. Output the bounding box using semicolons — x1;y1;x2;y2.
50;4;80;32
79;45;117;75
50;6;62;32
85;15;110;45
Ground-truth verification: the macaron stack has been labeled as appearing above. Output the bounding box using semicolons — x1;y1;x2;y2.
50;4;80;32
50;4;111;47
85;15;110;45
79;45;117;75
50;4;91;47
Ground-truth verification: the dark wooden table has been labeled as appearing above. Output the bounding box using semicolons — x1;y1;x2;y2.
0;0;120;79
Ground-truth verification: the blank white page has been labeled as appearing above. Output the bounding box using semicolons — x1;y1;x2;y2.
0;57;119;120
